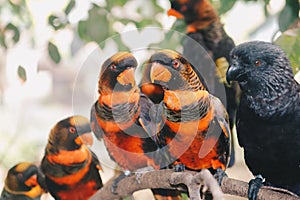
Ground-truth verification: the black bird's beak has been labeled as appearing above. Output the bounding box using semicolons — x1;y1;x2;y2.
226;62;241;84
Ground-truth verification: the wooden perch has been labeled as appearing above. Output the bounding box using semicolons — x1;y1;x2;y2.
90;169;300;200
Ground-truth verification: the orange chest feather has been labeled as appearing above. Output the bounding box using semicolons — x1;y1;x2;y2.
46;147;93;185
56;181;99;200
164;90;209;111
96;110;140;133
102;133;159;170
99;90;140;107
166;132;224;170
97;94;140;133
47;145;89;166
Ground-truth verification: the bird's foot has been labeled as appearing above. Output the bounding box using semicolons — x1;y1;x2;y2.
248;175;265;200
111;170;131;194
213;168;227;186
174;163;185;172
135;166;154;184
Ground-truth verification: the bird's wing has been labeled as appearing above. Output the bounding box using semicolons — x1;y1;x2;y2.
198;95;231;164
90;101;104;140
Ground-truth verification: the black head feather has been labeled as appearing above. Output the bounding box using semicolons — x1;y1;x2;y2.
4;163;38;192
98;52;137;93
46;116;91;154
226;41;299;119
149;49;208;91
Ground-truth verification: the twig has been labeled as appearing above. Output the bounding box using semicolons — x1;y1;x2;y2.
221;177;300;200
90;169;300;200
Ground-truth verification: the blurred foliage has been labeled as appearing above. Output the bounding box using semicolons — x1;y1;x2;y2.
0;0;299;68
77;4;109;48
0;0;32;49
48;0;165;56
48;41;61;64
164;0;300;36
274;28;300;74
211;0;299;33
17;65;27;82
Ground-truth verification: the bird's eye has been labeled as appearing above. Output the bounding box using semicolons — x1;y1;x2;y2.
255;60;261;67
172;59;180;69
231;54;237;59
17;173;23;180
69;127;76;134
181;5;187;12
110;64;117;70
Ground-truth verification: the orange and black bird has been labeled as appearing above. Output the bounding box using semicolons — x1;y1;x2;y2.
226;41;300;199
41;116;103;200
149;49;231;179
1;162;45;200
90;52;162;172
168;0;240;166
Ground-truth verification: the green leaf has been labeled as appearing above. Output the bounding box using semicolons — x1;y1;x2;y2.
48;41;61;64
278;0;299;32
274;29;300;74
17;65;27;82
0;33;7;49
218;0;237;15
48;14;66;31
5;23;20;43
111;0;127;6
64;0;75;15
77;4;109;44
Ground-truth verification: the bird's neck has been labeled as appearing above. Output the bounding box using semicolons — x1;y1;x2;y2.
163;90;210;122
244;80;299;120
186;0;219;32
46;145;90;166
3;184;43;199
98;86;140;123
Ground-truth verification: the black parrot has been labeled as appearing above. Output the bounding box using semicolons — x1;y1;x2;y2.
226;41;300;199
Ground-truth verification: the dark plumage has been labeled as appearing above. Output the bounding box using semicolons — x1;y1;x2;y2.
1;162;45;200
226;41;300;199
41;116;103;200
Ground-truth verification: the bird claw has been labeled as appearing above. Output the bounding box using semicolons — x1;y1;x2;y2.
248;175;264;200
213;168;227;186
111;171;131;194
135;166;154;184
174;163;185;172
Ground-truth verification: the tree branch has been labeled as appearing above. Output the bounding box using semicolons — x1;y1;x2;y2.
90;169;300;200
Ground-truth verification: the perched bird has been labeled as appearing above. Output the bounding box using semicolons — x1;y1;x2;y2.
1;162;45;200
90;52;161;171
167;0;240;167
149;49;231;178
41;116;103;200
226;41;300;199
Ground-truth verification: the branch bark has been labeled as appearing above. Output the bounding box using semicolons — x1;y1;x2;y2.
90;169;300;200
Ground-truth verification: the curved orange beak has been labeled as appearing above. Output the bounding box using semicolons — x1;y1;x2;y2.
117;67;136;86
150;63;172;83
167;8;184;19
75;132;94;146
25;174;38;187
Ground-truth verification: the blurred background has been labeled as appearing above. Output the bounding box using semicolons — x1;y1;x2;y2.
0;0;299;199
